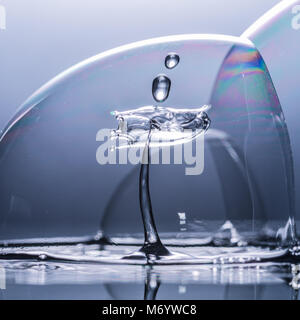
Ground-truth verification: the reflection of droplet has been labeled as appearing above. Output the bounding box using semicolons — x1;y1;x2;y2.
152;74;171;102
165;53;180;69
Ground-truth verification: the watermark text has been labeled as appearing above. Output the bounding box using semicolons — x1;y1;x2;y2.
292;5;300;30
96;129;205;175
0;5;6;30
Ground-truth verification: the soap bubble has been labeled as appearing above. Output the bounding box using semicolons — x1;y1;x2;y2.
242;0;300;221
0;34;295;257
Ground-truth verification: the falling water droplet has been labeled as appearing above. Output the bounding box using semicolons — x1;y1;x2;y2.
152;74;171;102
165;53;180;69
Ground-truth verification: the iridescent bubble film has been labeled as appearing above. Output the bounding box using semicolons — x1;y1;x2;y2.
242;0;300;220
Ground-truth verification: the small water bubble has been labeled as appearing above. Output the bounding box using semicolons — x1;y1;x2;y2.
292;264;300;274
38;254;47;261
178;285;186;294
192;270;199;280
149;278;157;289
291;246;300;256
238;257;246;263
290;274;300;290
228;257;234;263
152;74;171;102
255;257;261;262
165;53;180;69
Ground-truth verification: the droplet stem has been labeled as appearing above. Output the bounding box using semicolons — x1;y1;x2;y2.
139;128;170;256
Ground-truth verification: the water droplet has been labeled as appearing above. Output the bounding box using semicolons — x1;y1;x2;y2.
178;285;186;294
152;74;171;102
149;279;157;289
165;53;180;69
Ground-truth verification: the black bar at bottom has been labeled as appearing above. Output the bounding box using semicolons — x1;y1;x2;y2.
0;300;298;319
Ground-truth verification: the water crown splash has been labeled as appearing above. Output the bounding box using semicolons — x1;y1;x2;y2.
110;105;211;261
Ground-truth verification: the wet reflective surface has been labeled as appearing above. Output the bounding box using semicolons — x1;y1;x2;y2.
0;241;299;300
